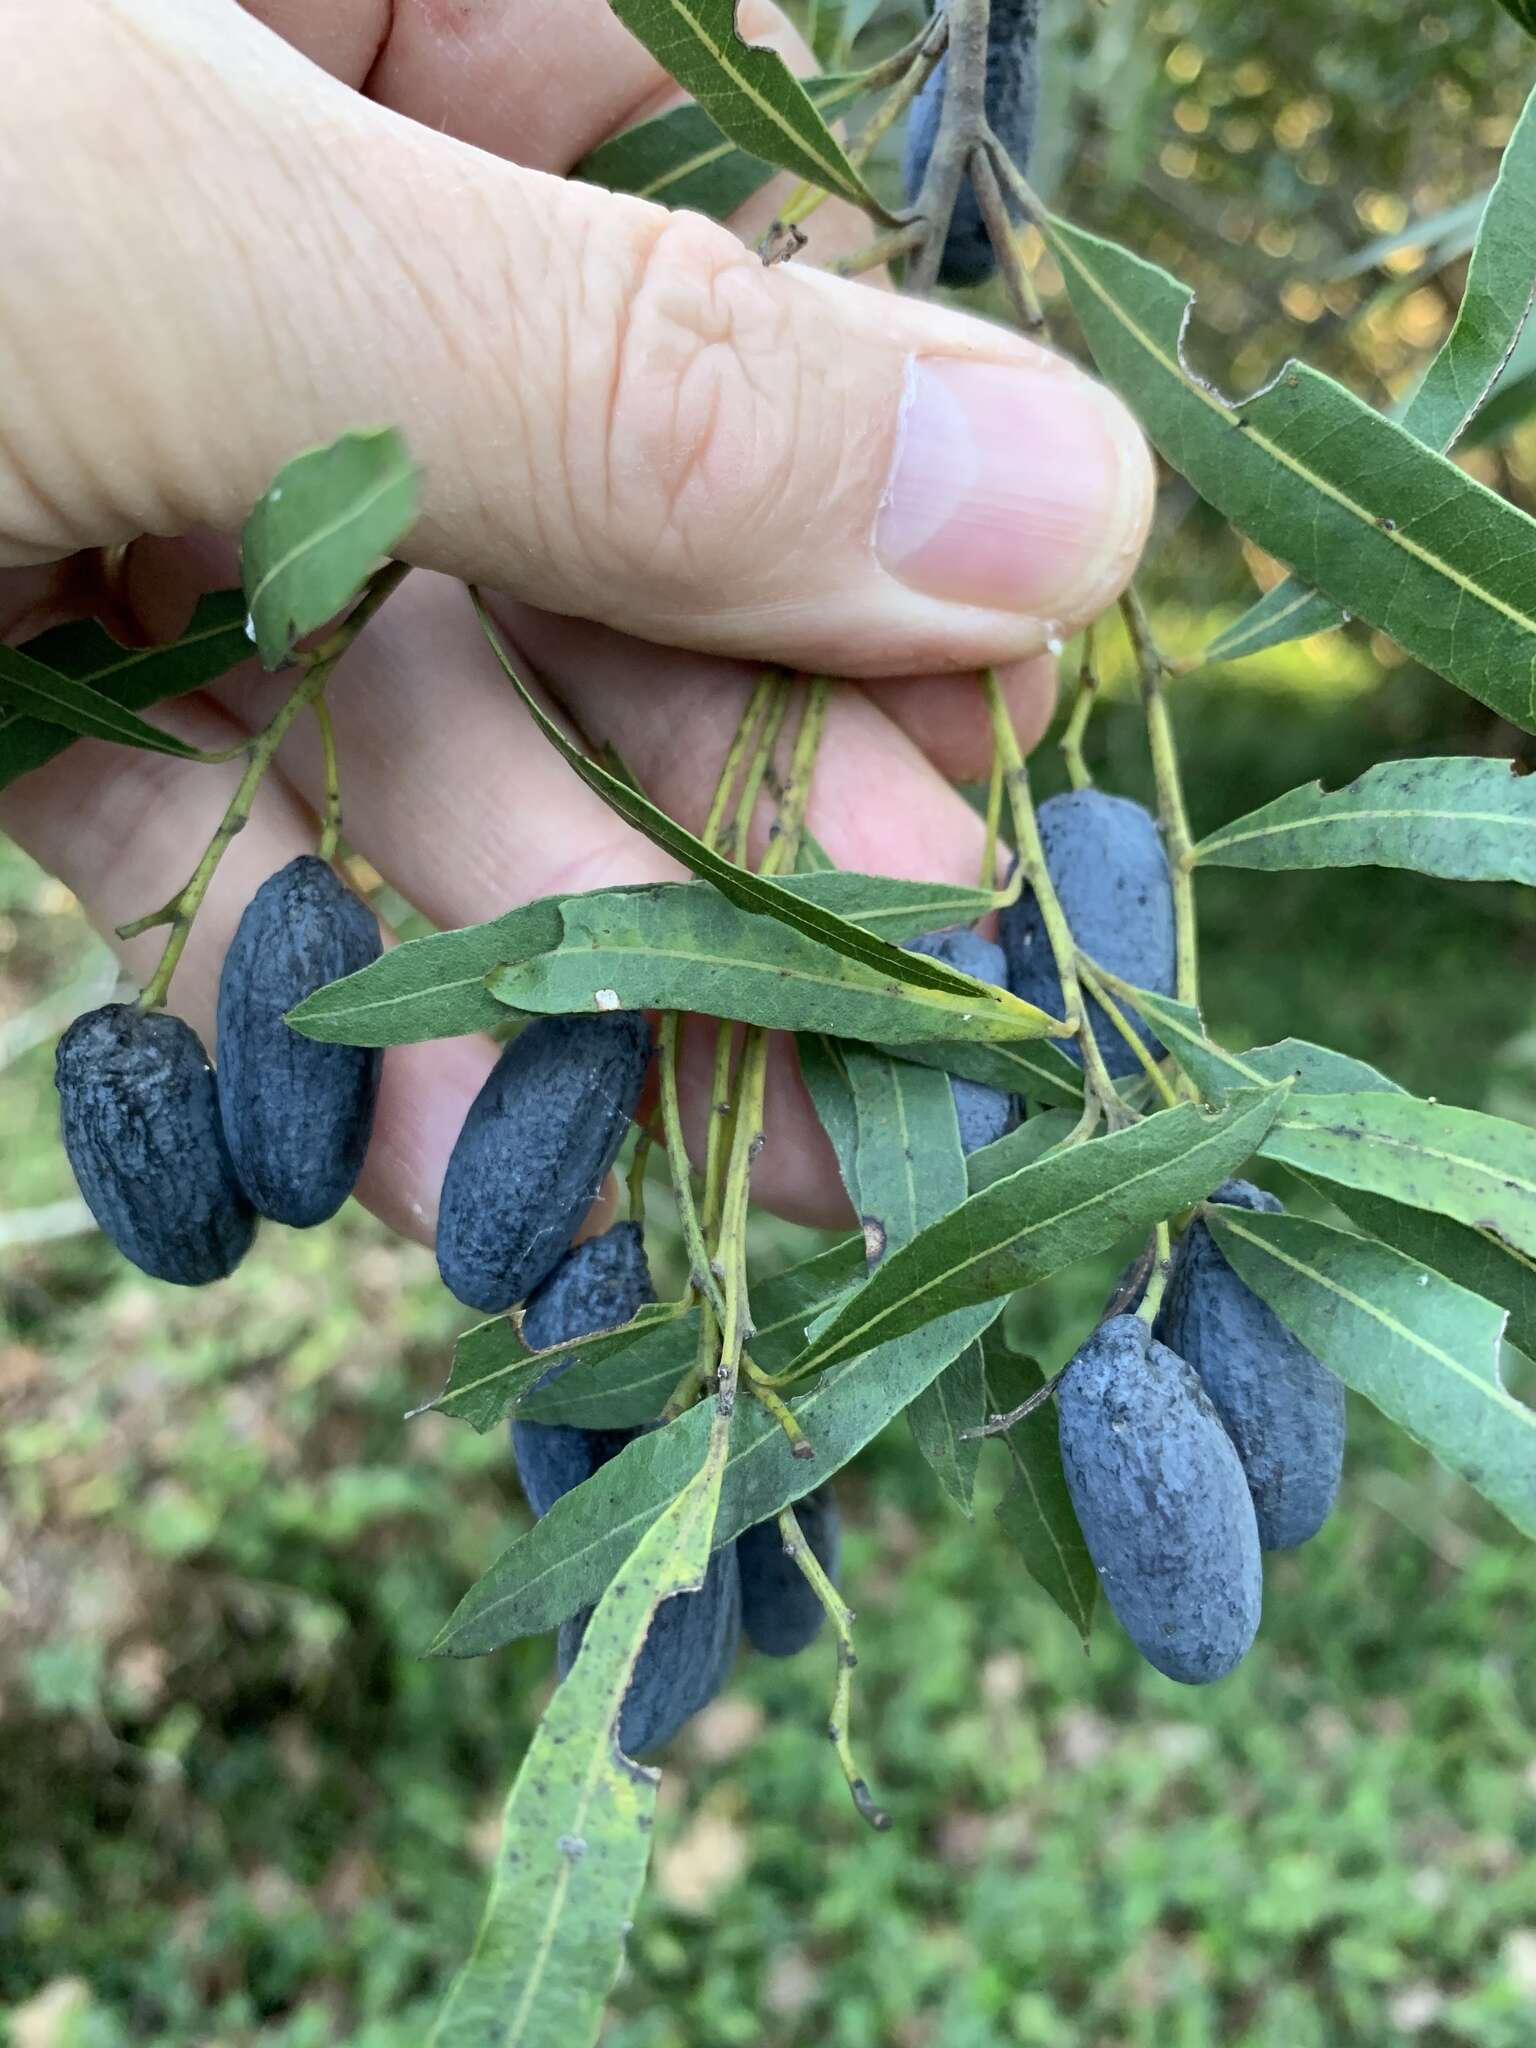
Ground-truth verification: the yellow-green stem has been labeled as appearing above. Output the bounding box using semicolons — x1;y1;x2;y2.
778;1503;891;1831
314;696;342;862
130;560;409;1011
1077;961;1178;1109
1060;625;1098;793
1121;590;1199;1014
1137;1221;1174;1325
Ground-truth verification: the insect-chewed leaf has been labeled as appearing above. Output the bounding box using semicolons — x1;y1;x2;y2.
242;429;420;670
469;594;1031;1006
0;644;217;764
1262;1093;1536;1263
428;1299;689;1434
432;1292;1004;1656
288;872;1004;1049
1208;1209;1536;1540
1206;77;1536;662
0;592;251;794
486;886;1048;1046
1193;758;1536;882
576;70;865;216
984;1334;1095;1644
604;0;886;213
782;1088;1289;1381
1046;211;1536;730
428;1421;726;2048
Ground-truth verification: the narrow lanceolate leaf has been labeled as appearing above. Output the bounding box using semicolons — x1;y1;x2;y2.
797;1035;861;1212
428;1300;690;1434
576;70;866;217
907;1338;987;1516
1323;1187;1536;1365
1209;1209;1536;1540
783;1088;1288;1381
605;0;886;213
965;1107;1082;1194
487;886;1047;1046
434;1293;1004;1655
0;592;251;794
1103;984;1400;1104
1208;78;1536;663
470;592;1031;1006
1048;213;1536;729
0;645;218;763
1194;758;1536;881
429;1420;727;2048
242;428;420;669
1263;1093;1536;1264
880;1034;1084;1109
515;1239;864;1430
1494;0;1536;39
289;870;1004;1049
984;1336;1095;1644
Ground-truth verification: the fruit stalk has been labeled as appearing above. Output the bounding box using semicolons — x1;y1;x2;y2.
904;0;994;296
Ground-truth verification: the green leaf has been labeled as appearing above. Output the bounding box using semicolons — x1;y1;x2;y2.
965;1106;1081;1193
782;1088;1288;1381
0;644;219;764
1047;212;1536;730
576;71;866;217
470;593;1042;1008
1192;757;1536;882
907;1339;986;1517
605;0;886;213
0;592;252;794
1207;79;1536;663
428;1299;691;1435
434;1288;1003;1655
1262;1092;1536;1266
876;1035;1084;1110
429;1424;726;2047
486;885;1045;1047
984;1335;1095;1644
1323;1188;1536;1365
289;870;1005;1049
242;429;420;669
796;1035;862;1212
1106;986;1401;1104
1494;0;1536;38
1209;1208;1536;1540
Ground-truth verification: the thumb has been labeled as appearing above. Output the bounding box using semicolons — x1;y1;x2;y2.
2;0;1153;679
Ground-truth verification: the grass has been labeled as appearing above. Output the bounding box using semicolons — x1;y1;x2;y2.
3;649;1536;2047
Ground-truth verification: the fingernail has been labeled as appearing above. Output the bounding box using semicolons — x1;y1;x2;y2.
876;357;1148;617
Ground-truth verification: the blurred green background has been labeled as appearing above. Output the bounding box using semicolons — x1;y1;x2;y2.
5;2;1536;2044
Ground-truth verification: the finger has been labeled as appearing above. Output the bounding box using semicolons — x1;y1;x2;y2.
0;693;497;1246
7;1;1152;677
858;656;1059;786
205;572;1009;1223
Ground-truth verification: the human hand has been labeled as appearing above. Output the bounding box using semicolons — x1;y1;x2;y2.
0;0;1153;1239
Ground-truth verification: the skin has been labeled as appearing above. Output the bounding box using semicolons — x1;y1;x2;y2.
0;0;1154;1241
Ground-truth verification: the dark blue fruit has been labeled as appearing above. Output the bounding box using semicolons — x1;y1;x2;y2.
511;1225;741;1756
215;856;382;1227
437;1012;652;1312
906;928;1017;1153
1156;1179;1346;1551
902;0;1042;287
737;1484;841;1658
999;789;1176;1079
55;1004;256;1285
1057;1314;1261;1684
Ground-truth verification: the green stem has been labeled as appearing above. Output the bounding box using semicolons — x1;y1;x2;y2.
1121;590;1199;1013
657;1014;726;1323
1137;1221;1174;1326
981;668;1129;1126
314;696;343;863
1077;960;1178;1109
829;223;926;279
702;673;777;853
778;1504;892;1831
723;682;792;865
625;1124;654;1230
130;560;408;1011
1060;625;1098;794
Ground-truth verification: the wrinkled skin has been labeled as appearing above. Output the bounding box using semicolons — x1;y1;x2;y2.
215;856;383;1227
55;1003;256;1285
1157;1179;1347;1551
1057;1313;1262;1684
436;1011;652;1311
511;1224;742;1756
737;1483;842;1658
906;926;1018;1152
999;789;1176;1078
